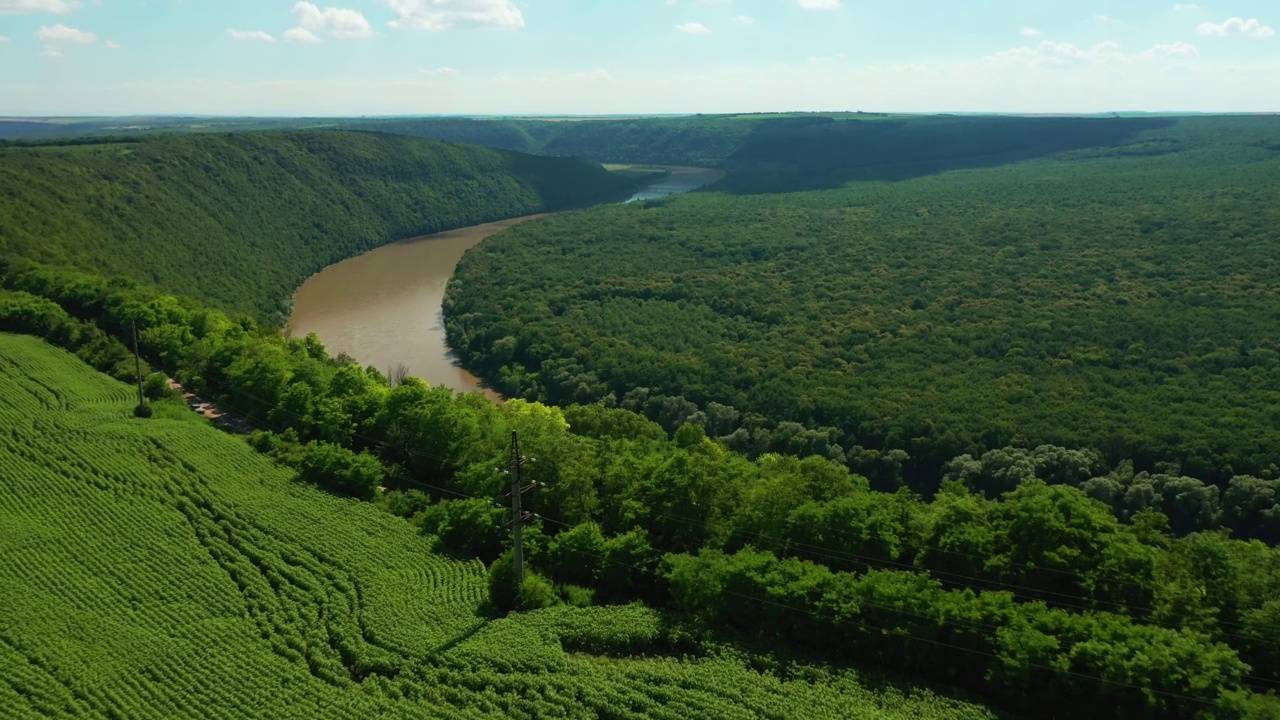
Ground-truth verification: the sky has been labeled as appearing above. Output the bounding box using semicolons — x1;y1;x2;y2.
0;0;1277;116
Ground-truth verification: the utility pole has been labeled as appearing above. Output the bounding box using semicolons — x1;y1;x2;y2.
509;430;525;585
131;319;145;408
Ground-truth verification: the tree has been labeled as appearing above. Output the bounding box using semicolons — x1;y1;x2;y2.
298;441;382;500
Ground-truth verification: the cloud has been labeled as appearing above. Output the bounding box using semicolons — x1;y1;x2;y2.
419;66;459;75
382;0;523;31
988;39;1205;70
0;0;79;14
1173;3;1200;12
291;2;372;39
1196;17;1275;37
1020;27;1041;37
227;29;275;42
283;27;321;43
105;39;119;49
987;40;1126;68
676;22;710;34
736;15;755;24
36;22;92;57
1141;41;1199;58
0;35;9;42
37;23;93;43
797;0;840;9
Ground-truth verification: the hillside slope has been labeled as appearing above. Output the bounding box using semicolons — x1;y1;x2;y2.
0;131;636;323
0;333;1001;720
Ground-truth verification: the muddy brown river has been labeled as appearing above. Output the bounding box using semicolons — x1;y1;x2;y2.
287;167;723;399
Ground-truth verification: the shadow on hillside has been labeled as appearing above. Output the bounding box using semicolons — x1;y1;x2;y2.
713;115;1178;194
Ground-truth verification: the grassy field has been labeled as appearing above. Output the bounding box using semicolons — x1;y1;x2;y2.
0;333;999;719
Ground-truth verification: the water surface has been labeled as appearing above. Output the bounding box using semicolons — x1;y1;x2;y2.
288;166;722;398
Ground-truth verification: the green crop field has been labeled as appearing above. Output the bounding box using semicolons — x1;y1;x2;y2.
0;333;998;719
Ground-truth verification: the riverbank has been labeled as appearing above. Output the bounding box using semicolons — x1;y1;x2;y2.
287;166;723;399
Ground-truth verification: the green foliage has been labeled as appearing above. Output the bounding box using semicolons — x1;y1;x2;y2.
546;521;605;586
0;130;637;323
488;551;521;614
419;499;509;563
0;333;1009;719
10;251;1280;713
9;112;1280;711
664;547;1249;719
444;115;1280;491
486;551;559;614
297;441;383;500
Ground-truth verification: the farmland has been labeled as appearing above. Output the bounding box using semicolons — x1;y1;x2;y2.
0;333;997;719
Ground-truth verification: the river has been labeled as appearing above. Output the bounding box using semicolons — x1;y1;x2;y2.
287;166;723;399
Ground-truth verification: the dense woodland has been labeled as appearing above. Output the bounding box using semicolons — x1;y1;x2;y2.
445;116;1280;494
5;258;1280;718
0;131;638;323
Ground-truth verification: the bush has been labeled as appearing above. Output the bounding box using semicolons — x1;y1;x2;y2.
297;441;382;500
418;499;508;562
488;551;561;614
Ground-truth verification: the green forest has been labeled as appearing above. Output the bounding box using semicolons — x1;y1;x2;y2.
0;130;638;324
4;252;1280;718
444;115;1280;490
4;114;1280;717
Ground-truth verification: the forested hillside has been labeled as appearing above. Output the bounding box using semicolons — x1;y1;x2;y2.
444;115;1280;489
0;131;637;323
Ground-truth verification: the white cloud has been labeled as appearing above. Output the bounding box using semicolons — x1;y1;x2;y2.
291;2;372;39
987;40;1128;68
0;0;79;14
105;39;119;49
1020;27;1041;37
37;23;93;43
1141;41;1199;58
1173;3;1200;12
797;0;840;9
1092;14;1115;23
0;35;9;42
736;15;755;24
283;27;321;43
676;22;710;34
227;29;275;42
382;0;524;31
419;66;459;75
1196;17;1275;37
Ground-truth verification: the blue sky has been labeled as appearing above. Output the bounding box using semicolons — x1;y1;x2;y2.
0;0;1276;115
